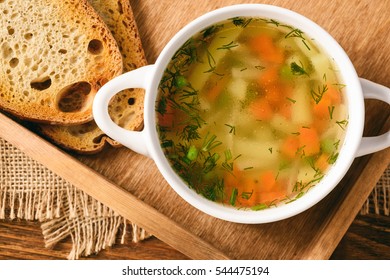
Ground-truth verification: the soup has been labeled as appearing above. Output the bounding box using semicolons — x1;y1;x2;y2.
156;17;348;210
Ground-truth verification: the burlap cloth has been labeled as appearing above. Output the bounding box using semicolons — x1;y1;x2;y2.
0;136;388;259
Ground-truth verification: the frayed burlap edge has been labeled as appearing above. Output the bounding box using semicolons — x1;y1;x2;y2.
0;137;151;259
360;166;389;216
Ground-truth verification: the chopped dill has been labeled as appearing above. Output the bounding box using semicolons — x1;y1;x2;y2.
224;124;236;135
328;152;339;164
333;83;346;90
255;65;266;71
229;188;238;206
290;61;308;76
202;153;220;174
268;147;273;154
179;124;200;141
328;105;335;119
230;17;253;28
201;24;223;39
251;203;268;211
201;132;222;152
286;97;297;104
241;190;253;200
217;41;239;50
336;119;348;130
310;84;328;104
244;166;254;170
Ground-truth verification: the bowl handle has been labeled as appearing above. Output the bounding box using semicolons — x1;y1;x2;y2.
93;65;155;157
356;78;390;157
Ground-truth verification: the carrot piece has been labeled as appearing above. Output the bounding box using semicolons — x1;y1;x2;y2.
259;67;279;85
316;153;329;172
259;191;285;203
264;84;283;106
157;103;175;127
313;94;332;119
238;178;260;207
205;79;227;102
250;34;284;64
312;118;328;134
259;170;276;192
250;98;273;120
326;83;342;104
281;136;300;159
299;127;320;156
278;101;292;119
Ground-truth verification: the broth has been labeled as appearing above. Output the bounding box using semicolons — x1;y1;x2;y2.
156;17;348;210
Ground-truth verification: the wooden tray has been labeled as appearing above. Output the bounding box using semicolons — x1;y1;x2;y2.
1;0;389;259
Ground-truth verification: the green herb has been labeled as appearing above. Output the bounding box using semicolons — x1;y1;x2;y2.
336;119;348;130
217;41;239;50
186;145;198;161
174;75;188;88
296;145;306;156
328;105;335;119
161;140;173;148
201;132;222;152
240;67;248;72
255;65;266;71
204;47;216;73
323;73;327;82
230;17;253;28
251;203;268;211
179;124;200;141
241;190;253;200
230;188;238;206
201;179;224;201
201;24;223;38
285;28;310;50
156;95;168;115
268;147;273;154
328;152;339;164
224;124;236;135
291;132;301;136
203;153;220;173
333;139;341;150
262;18;281;27
333;83;346;90
286;97;297;104
290;62;308;76
310;84;328;104
244;166;254;170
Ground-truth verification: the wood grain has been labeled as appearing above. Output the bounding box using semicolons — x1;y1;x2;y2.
0;213;388;260
0;0;389;260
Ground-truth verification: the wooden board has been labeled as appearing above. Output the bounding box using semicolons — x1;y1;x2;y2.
1;0;389;259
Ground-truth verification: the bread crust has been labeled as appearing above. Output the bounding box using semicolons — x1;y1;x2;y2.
37;0;147;153
0;0;123;124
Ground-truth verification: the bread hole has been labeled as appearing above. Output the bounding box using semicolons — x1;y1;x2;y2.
58;49;67;54
1;42;13;59
69;123;96;136
30;76;52;91
24;33;33;40
57;81;92;112
127;97;135;105
92;134;105;144
7;27;15;35
9;57;19;68
117;1;123;14
87;39;103;55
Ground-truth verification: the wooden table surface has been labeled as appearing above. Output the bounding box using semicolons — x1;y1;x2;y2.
0;212;389;260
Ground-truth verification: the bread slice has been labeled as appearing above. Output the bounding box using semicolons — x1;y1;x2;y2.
0;0;123;124
37;0;147;153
